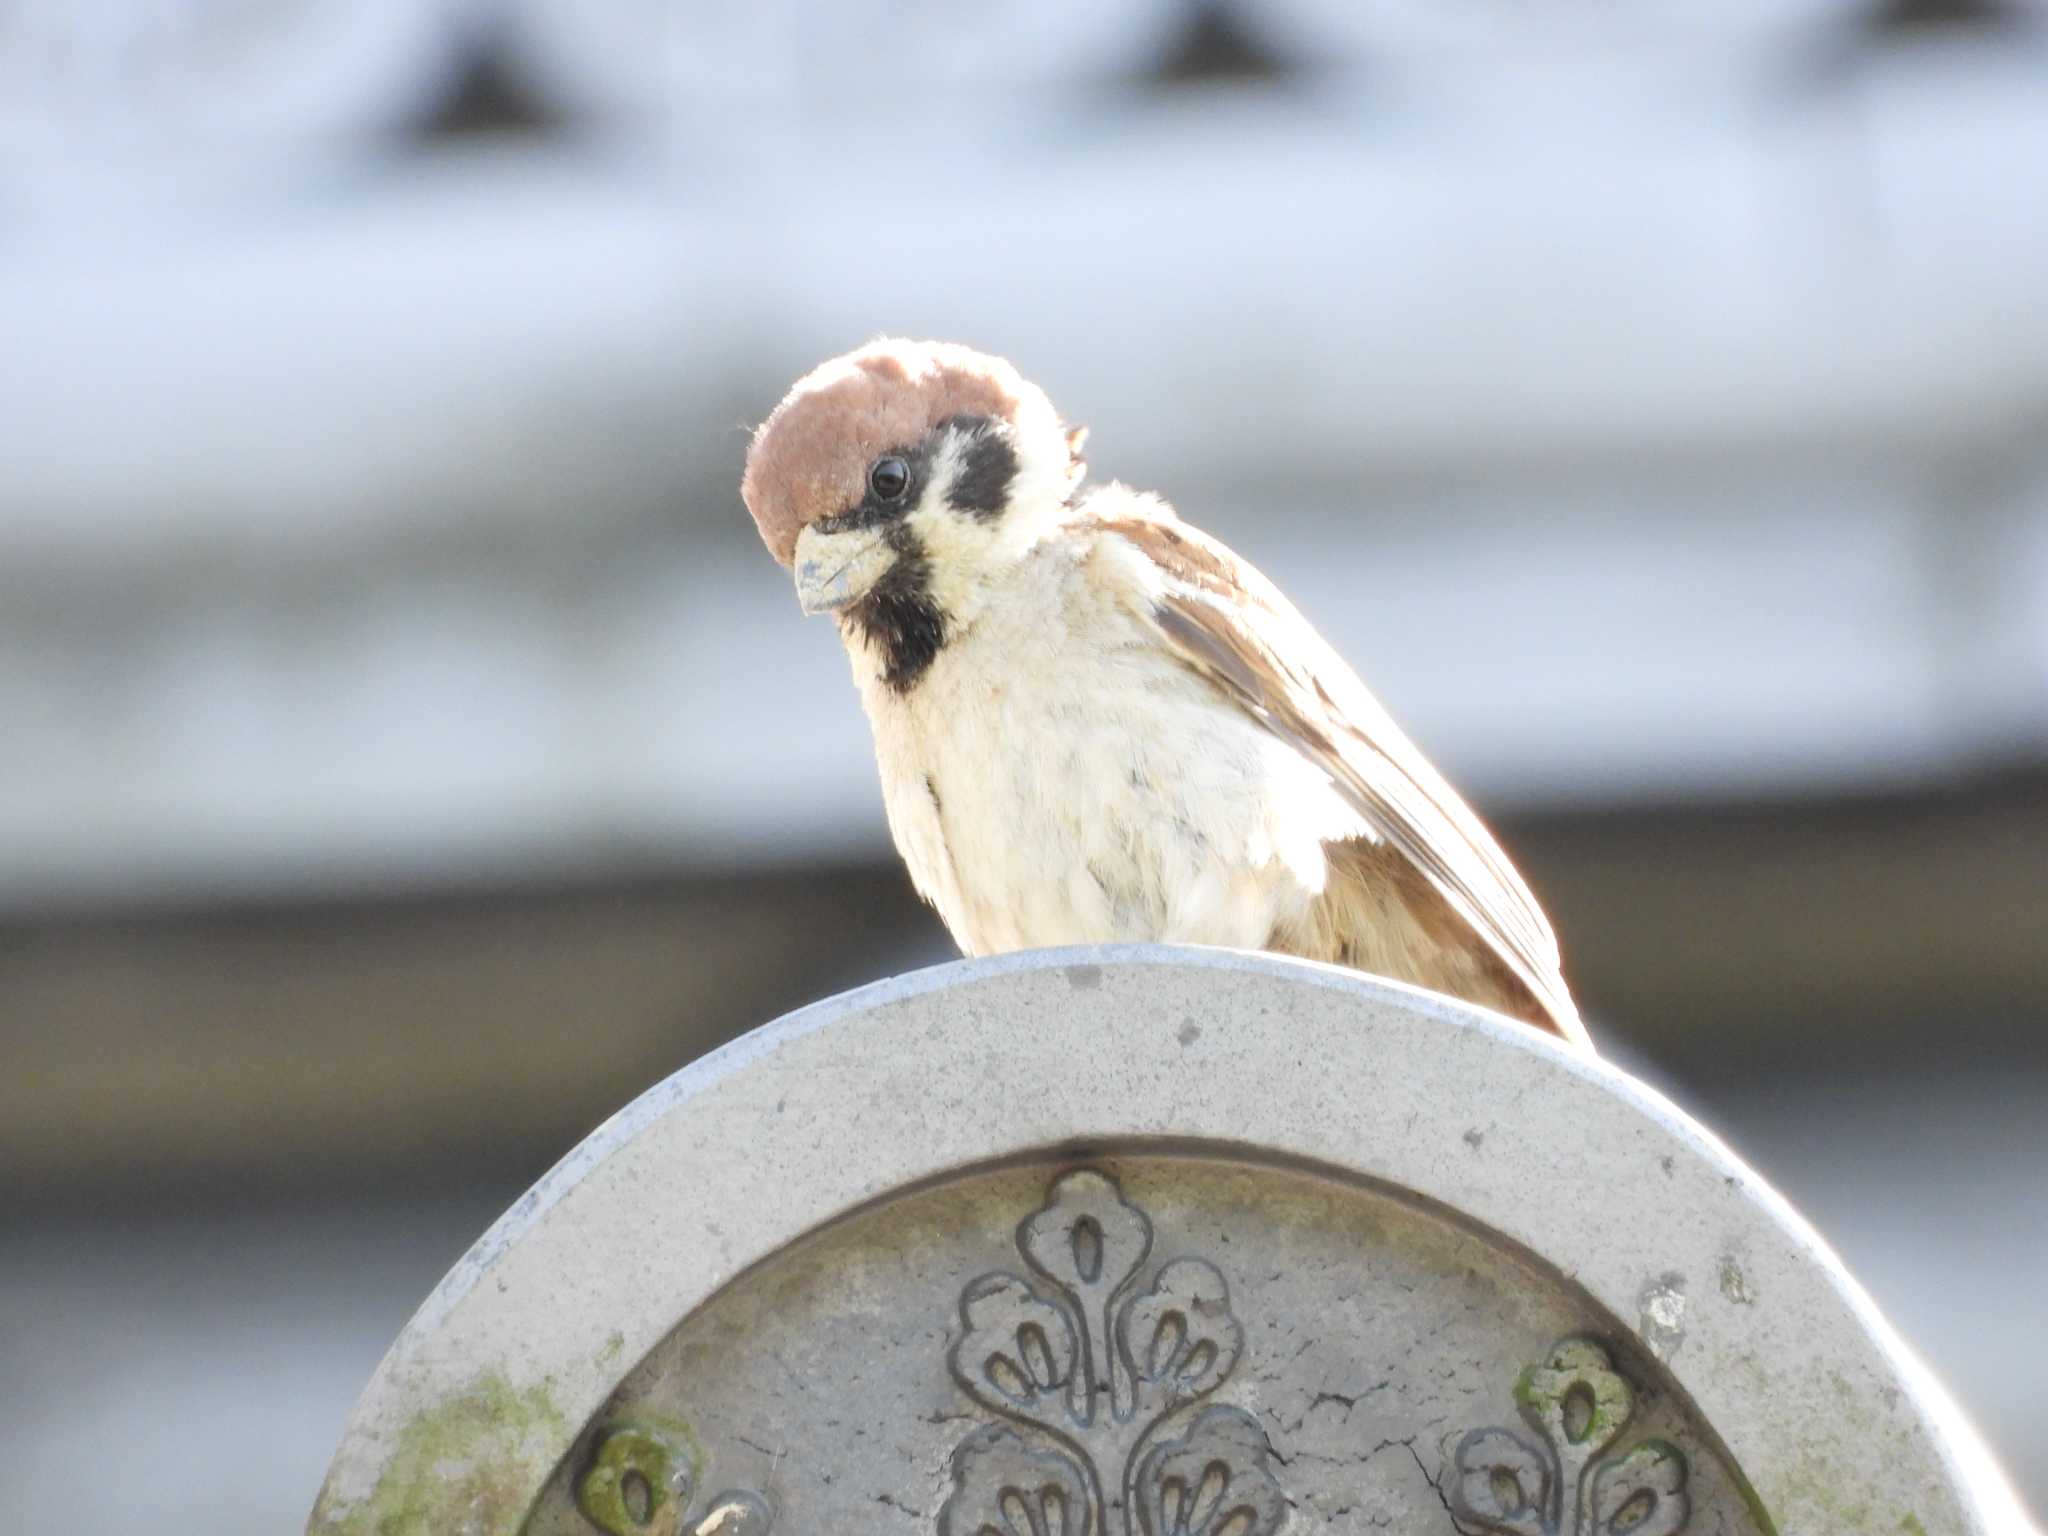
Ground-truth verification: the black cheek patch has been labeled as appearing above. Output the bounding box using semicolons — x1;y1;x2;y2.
945;424;1019;520
845;523;947;694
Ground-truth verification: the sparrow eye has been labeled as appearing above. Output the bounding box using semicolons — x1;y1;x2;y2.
868;455;911;502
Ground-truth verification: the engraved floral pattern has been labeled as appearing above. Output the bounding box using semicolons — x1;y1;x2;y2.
566;1184;1707;1536
937;1170;1281;1536
1133;1406;1288;1536
1448;1337;1690;1536
576;1422;774;1536
939;1424;1093;1536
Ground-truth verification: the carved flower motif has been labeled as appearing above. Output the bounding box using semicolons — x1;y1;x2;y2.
575;1422;774;1536
566;1178;1699;1536
1133;1406;1289;1536
1449;1337;1690;1536
937;1170;1281;1536
939;1425;1093;1536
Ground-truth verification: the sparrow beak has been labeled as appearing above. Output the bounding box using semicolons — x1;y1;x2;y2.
793;523;895;615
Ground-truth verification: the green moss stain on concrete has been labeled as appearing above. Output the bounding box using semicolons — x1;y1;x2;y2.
1764;1406;1959;1536
573;1419;703;1536
1512;1337;1633;1450
310;1371;569;1536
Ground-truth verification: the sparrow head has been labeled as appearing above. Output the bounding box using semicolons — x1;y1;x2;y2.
741;340;1087;632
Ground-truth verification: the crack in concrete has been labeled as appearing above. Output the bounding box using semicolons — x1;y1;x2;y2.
873;1490;925;1520
1406;1440;1482;1536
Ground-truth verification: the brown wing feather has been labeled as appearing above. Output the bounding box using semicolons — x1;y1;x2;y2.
1095;501;1588;1048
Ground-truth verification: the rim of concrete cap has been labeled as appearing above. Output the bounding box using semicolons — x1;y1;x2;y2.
309;944;2033;1536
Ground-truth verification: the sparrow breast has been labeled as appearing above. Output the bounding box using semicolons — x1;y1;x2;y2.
854;520;1356;960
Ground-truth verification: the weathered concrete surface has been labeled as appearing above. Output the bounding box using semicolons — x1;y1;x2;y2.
308;945;2034;1535
523;1158;1764;1535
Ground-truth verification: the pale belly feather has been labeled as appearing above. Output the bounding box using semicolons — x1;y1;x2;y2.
853;550;1363;957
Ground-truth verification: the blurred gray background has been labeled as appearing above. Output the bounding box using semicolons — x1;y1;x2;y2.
3;1;2046;1530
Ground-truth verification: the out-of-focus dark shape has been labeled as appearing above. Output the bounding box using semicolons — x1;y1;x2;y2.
1868;0;2034;33
1148;2;1296;87
407;30;563;142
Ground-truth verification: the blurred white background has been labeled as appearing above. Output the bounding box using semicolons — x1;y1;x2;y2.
1;2;2044;1531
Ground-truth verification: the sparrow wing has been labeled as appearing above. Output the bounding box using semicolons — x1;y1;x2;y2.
1095;501;1585;1045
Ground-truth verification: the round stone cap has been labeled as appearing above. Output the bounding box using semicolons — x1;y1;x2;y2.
308;945;2033;1536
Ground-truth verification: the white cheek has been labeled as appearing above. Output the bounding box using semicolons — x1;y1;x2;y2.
1017;443;1077;511
906;438;1050;617
909;504;1007;617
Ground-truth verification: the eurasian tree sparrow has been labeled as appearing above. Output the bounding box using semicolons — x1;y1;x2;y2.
741;340;1588;1047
